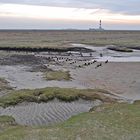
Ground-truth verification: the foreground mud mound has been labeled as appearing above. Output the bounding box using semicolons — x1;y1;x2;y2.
0;99;102;126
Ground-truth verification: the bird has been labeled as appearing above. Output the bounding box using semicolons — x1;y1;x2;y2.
92;60;97;63
95;63;102;69
88;62;91;65
105;60;108;63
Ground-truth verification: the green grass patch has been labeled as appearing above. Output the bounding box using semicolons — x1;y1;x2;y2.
0;87;115;107
0;115;17;135
0;116;15;124
45;70;71;81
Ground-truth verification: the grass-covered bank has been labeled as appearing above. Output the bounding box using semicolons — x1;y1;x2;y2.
0;102;140;140
0;87;115;107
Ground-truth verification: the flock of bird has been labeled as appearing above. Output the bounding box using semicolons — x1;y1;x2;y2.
37;53;109;69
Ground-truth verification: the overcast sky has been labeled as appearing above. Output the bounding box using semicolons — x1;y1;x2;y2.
0;0;140;30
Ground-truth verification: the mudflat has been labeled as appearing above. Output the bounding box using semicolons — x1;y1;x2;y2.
70;62;140;101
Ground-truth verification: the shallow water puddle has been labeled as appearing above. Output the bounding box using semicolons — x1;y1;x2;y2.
72;44;140;62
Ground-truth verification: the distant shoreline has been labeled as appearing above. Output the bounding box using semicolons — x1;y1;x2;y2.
0;29;140;32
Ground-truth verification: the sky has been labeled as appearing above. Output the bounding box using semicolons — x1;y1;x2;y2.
0;0;140;30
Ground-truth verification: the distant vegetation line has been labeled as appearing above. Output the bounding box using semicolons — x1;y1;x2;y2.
0;46;67;52
0;29;140;32
0;46;93;52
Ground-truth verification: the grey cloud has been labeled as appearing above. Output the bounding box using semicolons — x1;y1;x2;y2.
0;16;139;30
0;0;140;15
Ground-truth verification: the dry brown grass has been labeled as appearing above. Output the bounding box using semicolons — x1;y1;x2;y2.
0;30;140;48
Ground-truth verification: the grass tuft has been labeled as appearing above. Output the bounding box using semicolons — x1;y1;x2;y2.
45;70;71;81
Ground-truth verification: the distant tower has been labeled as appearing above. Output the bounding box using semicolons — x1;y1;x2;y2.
89;20;104;31
99;20;102;30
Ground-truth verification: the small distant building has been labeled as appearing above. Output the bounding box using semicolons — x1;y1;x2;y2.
89;20;104;31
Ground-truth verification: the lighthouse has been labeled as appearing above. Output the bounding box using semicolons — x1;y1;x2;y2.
99;20;102;30
99;20;104;30
89;20;104;31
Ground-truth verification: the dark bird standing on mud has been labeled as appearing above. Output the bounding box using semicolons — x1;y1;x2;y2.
95;63;102;69
105;60;108;63
93;60;97;63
